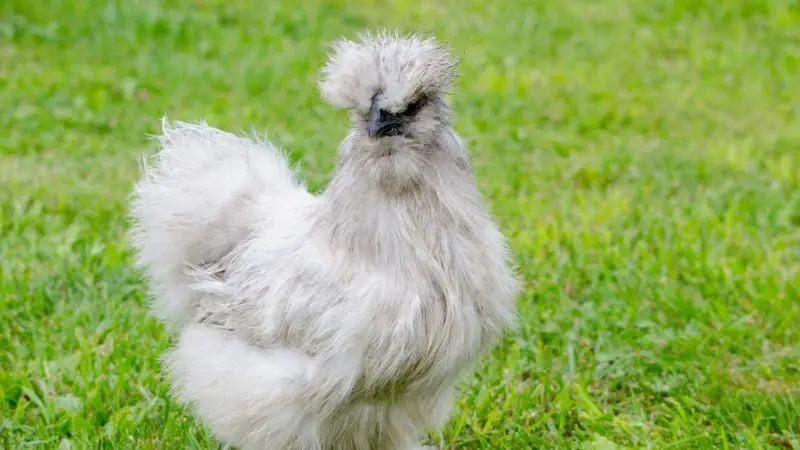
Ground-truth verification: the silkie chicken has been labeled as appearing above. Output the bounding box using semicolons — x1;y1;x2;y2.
129;31;519;450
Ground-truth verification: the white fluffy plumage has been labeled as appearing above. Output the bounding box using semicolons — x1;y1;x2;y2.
129;31;519;450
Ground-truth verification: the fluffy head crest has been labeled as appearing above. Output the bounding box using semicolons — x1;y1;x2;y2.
319;31;458;112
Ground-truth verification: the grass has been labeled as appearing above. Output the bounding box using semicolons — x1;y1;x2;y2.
1;0;799;448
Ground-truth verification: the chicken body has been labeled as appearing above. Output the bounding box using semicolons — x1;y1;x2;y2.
130;32;518;450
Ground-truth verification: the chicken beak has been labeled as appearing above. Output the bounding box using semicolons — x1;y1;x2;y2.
368;107;403;139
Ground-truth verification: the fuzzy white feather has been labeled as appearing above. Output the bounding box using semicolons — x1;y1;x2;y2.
129;32;518;450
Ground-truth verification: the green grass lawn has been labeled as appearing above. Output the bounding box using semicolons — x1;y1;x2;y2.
2;0;799;448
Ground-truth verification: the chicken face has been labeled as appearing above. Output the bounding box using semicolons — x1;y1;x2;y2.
318;31;457;146
365;91;447;146
367;93;427;139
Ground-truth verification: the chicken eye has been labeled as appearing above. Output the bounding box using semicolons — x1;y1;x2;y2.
400;96;427;117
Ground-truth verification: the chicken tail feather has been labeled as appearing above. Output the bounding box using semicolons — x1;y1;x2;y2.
129;119;310;326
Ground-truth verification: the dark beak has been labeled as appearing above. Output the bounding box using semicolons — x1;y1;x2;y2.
368;107;403;139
